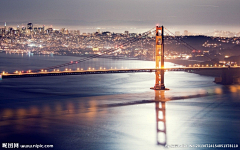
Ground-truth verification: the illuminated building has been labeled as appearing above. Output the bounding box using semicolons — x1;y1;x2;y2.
27;23;33;35
27;23;33;30
22;27;26;34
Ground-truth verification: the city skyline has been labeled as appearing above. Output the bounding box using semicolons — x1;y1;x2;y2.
0;0;239;34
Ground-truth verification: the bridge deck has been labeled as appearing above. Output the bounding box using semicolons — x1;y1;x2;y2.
1;67;240;79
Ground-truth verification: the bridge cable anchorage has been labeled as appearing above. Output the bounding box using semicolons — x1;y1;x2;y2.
164;27;219;65
29;27;156;73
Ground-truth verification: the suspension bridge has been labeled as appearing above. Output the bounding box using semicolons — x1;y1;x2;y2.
1;26;240;88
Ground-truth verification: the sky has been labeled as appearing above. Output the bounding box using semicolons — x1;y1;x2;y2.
0;0;239;34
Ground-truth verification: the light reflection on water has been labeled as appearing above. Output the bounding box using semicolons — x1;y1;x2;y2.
0;53;240;149
1;84;240;149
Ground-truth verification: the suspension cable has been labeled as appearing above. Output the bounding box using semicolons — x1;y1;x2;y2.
32;27;155;72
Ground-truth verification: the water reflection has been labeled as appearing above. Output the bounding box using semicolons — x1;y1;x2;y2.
0;85;238;148
155;90;167;146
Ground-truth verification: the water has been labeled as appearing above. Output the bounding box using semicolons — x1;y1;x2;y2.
0;53;239;150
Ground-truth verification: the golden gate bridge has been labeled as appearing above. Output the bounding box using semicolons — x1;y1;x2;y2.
1;26;240;88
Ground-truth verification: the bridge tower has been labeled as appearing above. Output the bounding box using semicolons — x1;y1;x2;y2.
151;26;168;90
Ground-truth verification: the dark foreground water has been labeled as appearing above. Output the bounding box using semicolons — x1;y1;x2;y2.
0;53;239;150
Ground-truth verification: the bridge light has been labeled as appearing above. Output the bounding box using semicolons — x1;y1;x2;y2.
57;69;59;71
45;70;47;72
104;68;106;70
65;68;68;71
219;65;221;67
81;68;83;70
100;67;102;70
71;61;73;63
77;68;79;70
93;68;95;70
2;71;5;75
28;70;31;73
69;69;71;71
223;65;225;67
202;65;204;67
111;67;112;69
15;70;18;73
189;65;191;67
53;69;55;72
206;65;209;67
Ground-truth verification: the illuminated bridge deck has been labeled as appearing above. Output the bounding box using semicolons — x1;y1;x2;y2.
2;67;240;79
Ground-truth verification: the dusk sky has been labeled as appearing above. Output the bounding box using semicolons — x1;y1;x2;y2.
0;0;239;33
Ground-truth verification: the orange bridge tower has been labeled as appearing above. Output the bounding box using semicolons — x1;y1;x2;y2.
151;26;168;90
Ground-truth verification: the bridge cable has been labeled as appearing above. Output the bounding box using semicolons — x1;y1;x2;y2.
31;27;155;72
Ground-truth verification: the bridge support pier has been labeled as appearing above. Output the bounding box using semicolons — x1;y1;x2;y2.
151;26;169;90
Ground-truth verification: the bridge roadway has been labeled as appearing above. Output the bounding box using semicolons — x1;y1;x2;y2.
1;66;240;79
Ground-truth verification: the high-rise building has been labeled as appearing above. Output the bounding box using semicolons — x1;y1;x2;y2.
0;28;5;35
46;28;53;34
27;23;33;35
22;27;26;34
8;27;13;35
27;23;33;30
